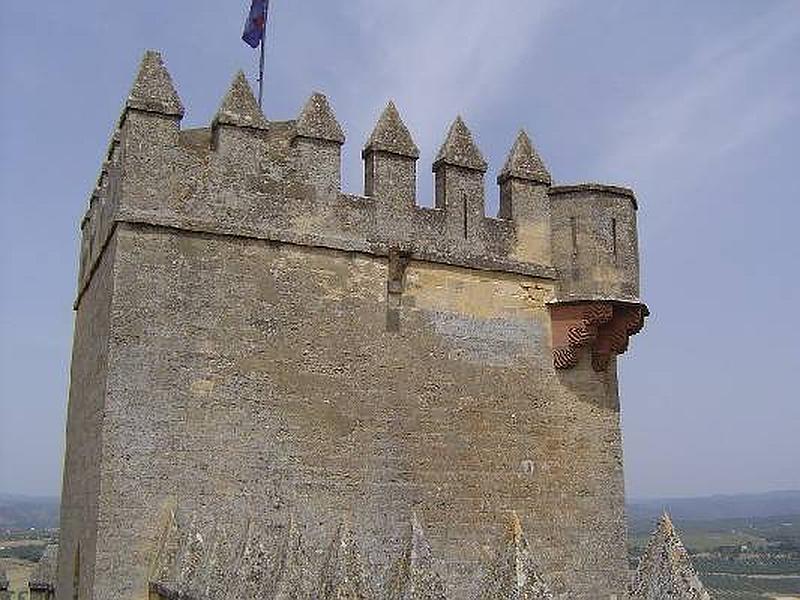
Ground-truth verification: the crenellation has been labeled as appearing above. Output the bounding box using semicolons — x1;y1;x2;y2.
212;71;269;132
431;116;490;263
498;130;553;266
363;101;419;209
292;92;345;193
126;50;184;118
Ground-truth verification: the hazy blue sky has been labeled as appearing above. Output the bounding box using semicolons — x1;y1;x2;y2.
1;1;798;499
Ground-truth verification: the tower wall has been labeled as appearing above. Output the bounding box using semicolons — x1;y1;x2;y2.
58;51;645;600
549;184;640;303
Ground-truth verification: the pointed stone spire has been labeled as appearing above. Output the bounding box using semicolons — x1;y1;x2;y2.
200;524;238;597
213;70;268;130
151;507;180;584
364;101;419;158
175;520;205;592
434;116;487;172
272;516;314;600
631;513;712;600
385;513;447;600
234;519;281;598
317;520;372;600
498;130;550;185
474;512;555;600
295;92;345;144
126;50;184;117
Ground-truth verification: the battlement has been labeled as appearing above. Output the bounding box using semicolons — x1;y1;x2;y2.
77;50;645;366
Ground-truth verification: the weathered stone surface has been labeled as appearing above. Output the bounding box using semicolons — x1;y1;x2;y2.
317;520;373;600
434;116;487;172
549;184;641;303
365;102;420;158
213;70;268;130
127;50;184;117
295;92;345;143
631;514;712;600
474;514;555;600
498;131;550;185
384;514;447;600
58;49;648;600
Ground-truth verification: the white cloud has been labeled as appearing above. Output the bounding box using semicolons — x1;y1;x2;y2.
596;3;800;183
338;0;565;154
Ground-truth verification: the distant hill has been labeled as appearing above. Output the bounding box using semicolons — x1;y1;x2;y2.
627;490;800;527
2;490;799;533
0;494;59;530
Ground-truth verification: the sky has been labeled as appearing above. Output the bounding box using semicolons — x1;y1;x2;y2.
1;0;798;500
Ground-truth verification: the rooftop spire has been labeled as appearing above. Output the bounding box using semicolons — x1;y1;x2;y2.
126;50;184;117
295;92;345;144
498;130;551;185
434;116;487;172
365;101;419;158
631;513;712;600
214;70;268;130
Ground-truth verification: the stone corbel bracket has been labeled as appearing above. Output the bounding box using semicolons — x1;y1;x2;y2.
549;300;648;371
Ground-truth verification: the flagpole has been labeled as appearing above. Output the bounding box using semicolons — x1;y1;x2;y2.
257;0;270;109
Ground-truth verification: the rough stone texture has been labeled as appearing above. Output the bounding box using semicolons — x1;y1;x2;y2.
474;514;555;600
498;131;550;186
127;50;184;117
384;514;447;600
497;134;553;266
549;184;640;303
434;117;487;172
365;102;420;159
58;50;649;600
150;509;561;600
631;514;712;600
29;544;58;599
213;70;269;130
295;92;345;143
292;92;345;193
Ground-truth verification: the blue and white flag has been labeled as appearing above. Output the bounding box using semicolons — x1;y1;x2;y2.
242;0;269;48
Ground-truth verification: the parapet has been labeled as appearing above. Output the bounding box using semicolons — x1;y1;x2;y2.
76;50;647;368
150;506;557;599
549;183;640;303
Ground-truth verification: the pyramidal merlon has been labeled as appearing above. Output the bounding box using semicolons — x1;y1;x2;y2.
434;116;487;171
295;92;345;143
127;50;184;117
474;513;555;600
384;513;447;600
498;130;551;185
631;513;712;600
365;101;420;158
214;70;268;130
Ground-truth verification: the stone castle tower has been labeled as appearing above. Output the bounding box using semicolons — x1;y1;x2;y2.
58;51;648;599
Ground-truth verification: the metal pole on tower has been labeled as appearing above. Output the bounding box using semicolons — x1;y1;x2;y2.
257;0;270;109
